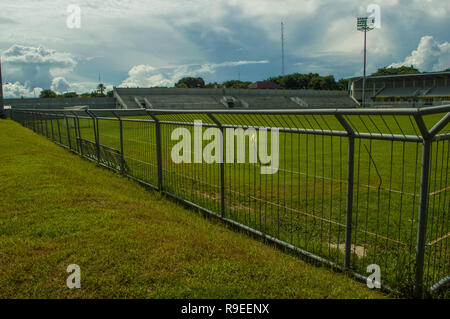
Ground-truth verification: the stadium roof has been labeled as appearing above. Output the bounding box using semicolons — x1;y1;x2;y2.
350;71;450;82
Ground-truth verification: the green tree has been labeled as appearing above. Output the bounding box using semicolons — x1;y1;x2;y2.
289;74;308;89
97;83;106;95
175;77;205;88
371;65;420;76
265;72;340;90
106;90;114;97
176;82;188;88
204;82;220;88
61;92;78;98
89;91;105;97
322;75;339;90
308;76;324;90
39;89;57;98
221;80;252;89
337;78;349;91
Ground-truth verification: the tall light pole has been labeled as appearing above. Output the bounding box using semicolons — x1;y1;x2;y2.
357;17;374;107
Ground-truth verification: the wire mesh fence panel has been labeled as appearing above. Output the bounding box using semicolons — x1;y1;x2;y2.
122;118;158;187
160;118;222;215
351;138;422;293
424;138;449;291
10;106;450;297
59;115;71;149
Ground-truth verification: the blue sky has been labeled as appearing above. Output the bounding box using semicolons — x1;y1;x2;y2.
1;0;449;97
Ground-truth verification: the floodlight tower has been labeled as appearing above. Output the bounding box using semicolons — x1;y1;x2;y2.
357;17;375;107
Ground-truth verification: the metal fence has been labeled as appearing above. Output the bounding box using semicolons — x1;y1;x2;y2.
11;106;450;297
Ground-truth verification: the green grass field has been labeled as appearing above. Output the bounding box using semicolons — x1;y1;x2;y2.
15;110;449;295
0;119;388;298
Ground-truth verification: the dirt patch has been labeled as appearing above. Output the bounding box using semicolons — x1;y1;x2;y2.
329;243;366;258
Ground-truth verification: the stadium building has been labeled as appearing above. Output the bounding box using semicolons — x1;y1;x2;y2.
349;71;450;107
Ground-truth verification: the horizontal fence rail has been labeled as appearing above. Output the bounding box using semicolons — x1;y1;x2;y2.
11;105;450;297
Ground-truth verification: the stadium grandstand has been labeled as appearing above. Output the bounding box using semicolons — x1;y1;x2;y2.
349;71;450;107
113;87;357;109
4;87;358;111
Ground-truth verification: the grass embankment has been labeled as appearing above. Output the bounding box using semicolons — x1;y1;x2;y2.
0;119;385;298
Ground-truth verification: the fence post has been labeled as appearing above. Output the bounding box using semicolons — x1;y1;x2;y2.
413;112;449;298
50;113;55;141
335;115;355;269
71;112;80;154
32;112;36;132
414;137;431;298
41;113;45;135
35;112;39;133
113;112;125;174
57;112;62;144
44;113;49;138
64;113;72;150
87;111;100;164
37;112;41;134
37;112;41;133
207;113;225;218
150;114;163;191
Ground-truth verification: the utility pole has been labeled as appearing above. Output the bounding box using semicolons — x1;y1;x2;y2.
281;22;285;76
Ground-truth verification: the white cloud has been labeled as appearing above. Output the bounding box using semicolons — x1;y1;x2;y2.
389;36;450;71
3;82;42;98
4;77;112;97
50;76;113;94
1;1;450;83
2;44;76;89
120;60;269;87
3;44;75;67
50;77;71;93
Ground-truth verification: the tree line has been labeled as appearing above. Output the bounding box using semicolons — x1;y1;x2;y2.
174;75;349;90
39;84;113;98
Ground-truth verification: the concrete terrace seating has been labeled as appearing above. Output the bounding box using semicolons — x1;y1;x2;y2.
237;96;299;108
376;87;419;97
427;86;450;96
375;87;450;98
144;95;224;109
114;87;358;110
298;96;359;108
